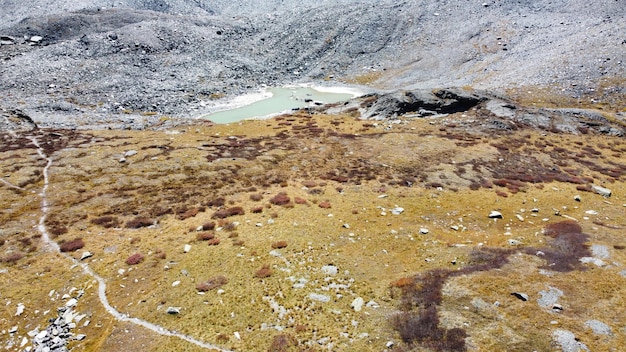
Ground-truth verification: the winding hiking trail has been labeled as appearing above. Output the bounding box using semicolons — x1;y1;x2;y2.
27;132;232;352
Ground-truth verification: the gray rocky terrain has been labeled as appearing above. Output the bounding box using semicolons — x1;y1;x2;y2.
0;0;624;128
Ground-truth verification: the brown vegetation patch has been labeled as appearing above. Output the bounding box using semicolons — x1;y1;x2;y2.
254;264;272;278
125;253;144;265
59;238;85;252
271;241;288;249
196;275;228;292
90;215;120;228
125;216;154;229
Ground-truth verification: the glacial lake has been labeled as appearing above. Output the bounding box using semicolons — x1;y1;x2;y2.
201;86;358;124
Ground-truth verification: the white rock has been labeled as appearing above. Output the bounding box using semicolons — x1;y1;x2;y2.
234;331;241;340
183;244;191;253
15;303;24;316
75;334;87;341
80;251;93;260
172;280;181;287
20;336;28;347
391;207;404;215
351;297;364;312
65;298;78;307
9;326;18;333
489;211;503;219
516;214;524;222
308;293;331;302
35;330;48;340
321;265;338;276
585;210;598;215
30;36;43;42
124;150;138;157
591;185;611;197
419;228;429;234
166;307;181;314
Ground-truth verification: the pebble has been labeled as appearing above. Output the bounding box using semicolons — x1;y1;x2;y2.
351;297;364;312
489;211;503;219
16;303;25;316
65;299;77;308
419;228;429;234
172;280;181;287
321;265;338;275
166;307;181;314
515;214;524;222
80;252;93;260
183;244;191;253
511;292;529;301
308;293;331;303
390;207;404;215
124;150;137;157
591;185;611;197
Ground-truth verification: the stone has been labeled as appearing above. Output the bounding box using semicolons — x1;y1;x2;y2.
15;303;25;316
321;265;338;275
390;207;404;215
80;251;93;260
308;293;331;302
591;185;611;197
585;320;611;335
183;244;191;253
489;211;503;219
553;329;590;352
124;150;138;157
511;292;528;301
419;228;429;234
65;298;78;307
30;35;43;43
537;286;563;308
351;297;364;312
166;307;181;314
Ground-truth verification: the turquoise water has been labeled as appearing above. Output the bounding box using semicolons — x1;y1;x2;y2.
202;87;354;124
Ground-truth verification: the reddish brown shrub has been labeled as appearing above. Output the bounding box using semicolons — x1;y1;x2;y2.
301;180;317;188
90;216;120;228
125;216;154;229
59;238;85;252
0;239;5;246
254;264;272;278
294;197;307;205
125;253;144;265
207;197;226;207
250;193;263;202
269;193;291;206
207;238;221;246
268;334;298;352
544;220;582;237
178;207;199;220
202;222;216;231
318;201;332;209
252;206;263;213
271;241;288;249
1;252;24;263
211;206;245;219
196;276;228;292
196;232;215;241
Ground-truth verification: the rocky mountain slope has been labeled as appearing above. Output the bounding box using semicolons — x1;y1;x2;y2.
1;0;624;128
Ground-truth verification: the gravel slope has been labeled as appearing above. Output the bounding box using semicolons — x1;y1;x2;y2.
0;0;624;128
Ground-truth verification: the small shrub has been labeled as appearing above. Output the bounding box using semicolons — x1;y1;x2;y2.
268;334;298;352
1;252;24;264
301;180;317;188
207;197;226;207
59;238;85;252
318;201;331;209
211;206;245;219
294;197;307;205
252;206;263;213
196;275;228;292
125;216;154;229
202;222;216;230
254;264;272;278
269;193;291;206
196;232;215;241
250;193;263;202
178;207;199;220
207;238;221;246
125;253;144;265
271;241;288;249
90;216;120;228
